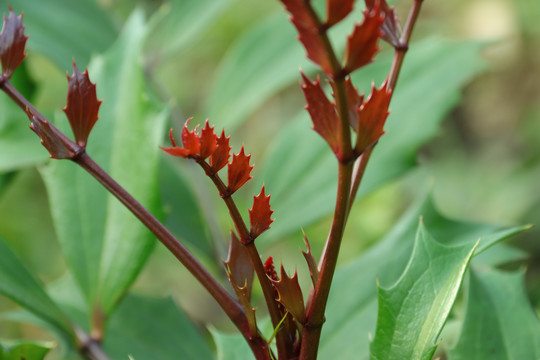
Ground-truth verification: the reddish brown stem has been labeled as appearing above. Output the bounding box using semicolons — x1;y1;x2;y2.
194;158;286;359
0;78;271;360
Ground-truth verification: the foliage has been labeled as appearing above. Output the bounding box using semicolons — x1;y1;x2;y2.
0;0;538;359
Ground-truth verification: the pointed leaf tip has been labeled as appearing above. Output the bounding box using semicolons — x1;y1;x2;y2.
0;9;28;78
62;62;102;147
210;129;231;172
227;146;253;193
249;185;274;238
355;80;391;153
224;232;254;299
199;120;218;159
344;5;384;73
161;119;201;158
301;72;342;158
365;0;402;47
272;265;306;323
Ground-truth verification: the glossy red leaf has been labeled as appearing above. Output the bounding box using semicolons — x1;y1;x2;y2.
365;0;402;47
199;120;218;159
62;62;102;147
280;0;333;75
227;146;253;193
272;265;306;323
249;185;274;238
355;81;392;153
161;119;200;158
326;0;355;28
210;130;231;172
343;6;384;73
0;9;27;78
224;232;254;301
301;72;341;158
27;110;80;160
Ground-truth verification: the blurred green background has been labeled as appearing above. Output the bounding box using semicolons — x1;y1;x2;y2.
0;0;539;358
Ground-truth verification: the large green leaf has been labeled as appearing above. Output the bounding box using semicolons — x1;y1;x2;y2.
0;0;117;71
0;236;72;338
211;328;253;360
0;341;54;360
259;37;488;241
104;294;213;360
369;222;477;360
145;0;231;62
318;196;528;359
40;11;168;314
448;268;540;360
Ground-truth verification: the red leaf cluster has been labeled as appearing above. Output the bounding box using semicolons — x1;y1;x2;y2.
280;0;333;75
0;9;27;78
249;185;274;238
343;5;385;73
301;72;342;158
355;81;392;153
365;0;402;47
62;62;102;147
162;119;218;159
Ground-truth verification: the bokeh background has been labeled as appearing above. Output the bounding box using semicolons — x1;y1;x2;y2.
0;0;539;358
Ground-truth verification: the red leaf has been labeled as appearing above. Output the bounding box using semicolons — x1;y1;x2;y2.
227;146;253;193
301;72;341;158
224;232;254;300
326;0;355;28
27;110;80;159
161;119;200;158
355;80;391;153
365;0;402;47
331;77;364;129
199;120;218;159
210;130;231;172
264;256;279;281
249;185;274;238
62;62;102;147
343;6;384;73
272;264;306;323
280;0;333;75
301;231;319;286
0;9;27;78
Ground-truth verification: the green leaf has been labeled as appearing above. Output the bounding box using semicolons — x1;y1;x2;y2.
369;222;477;360
260;38;488;241
145;0;231;62
0;0;117;70
0;341;54;360
40;11;168;314
0;235;72;337
448;268;540;360
103;294;213;360
318;196;529;360
210;328;254;360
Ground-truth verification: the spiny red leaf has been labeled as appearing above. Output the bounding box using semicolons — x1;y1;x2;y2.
0;9;27;78
210;130;231;172
343;5;384;73
62;62;102;147
264;256;279;281
224;232;254;301
27;110;80;160
326;0;355;28
227;146;253;193
301;231;319;286
161;119;200;158
365;0;402;47
301;72;341;158
280;0;333;75
271;265;306;323
199;120;218;159
331;77;364;129
249;185;274;238
355;80;392;153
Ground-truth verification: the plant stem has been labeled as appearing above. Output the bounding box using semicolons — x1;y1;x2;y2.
195;159;288;359
0;78;272;360
75;327;111;360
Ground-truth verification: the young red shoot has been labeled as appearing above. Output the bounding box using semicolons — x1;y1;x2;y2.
249;185;274;239
0;8;27;78
227;147;253;194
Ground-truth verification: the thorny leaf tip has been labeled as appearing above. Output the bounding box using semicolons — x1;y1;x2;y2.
272;264;306;323
365;0;402;47
199;119;218;159
301;231;319;286
227;146;253;194
161;118;201;158
343;4;385;74
249;185;274;239
210;129;231;172
224;232;254;299
0;8;27;78
62;61;102;147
